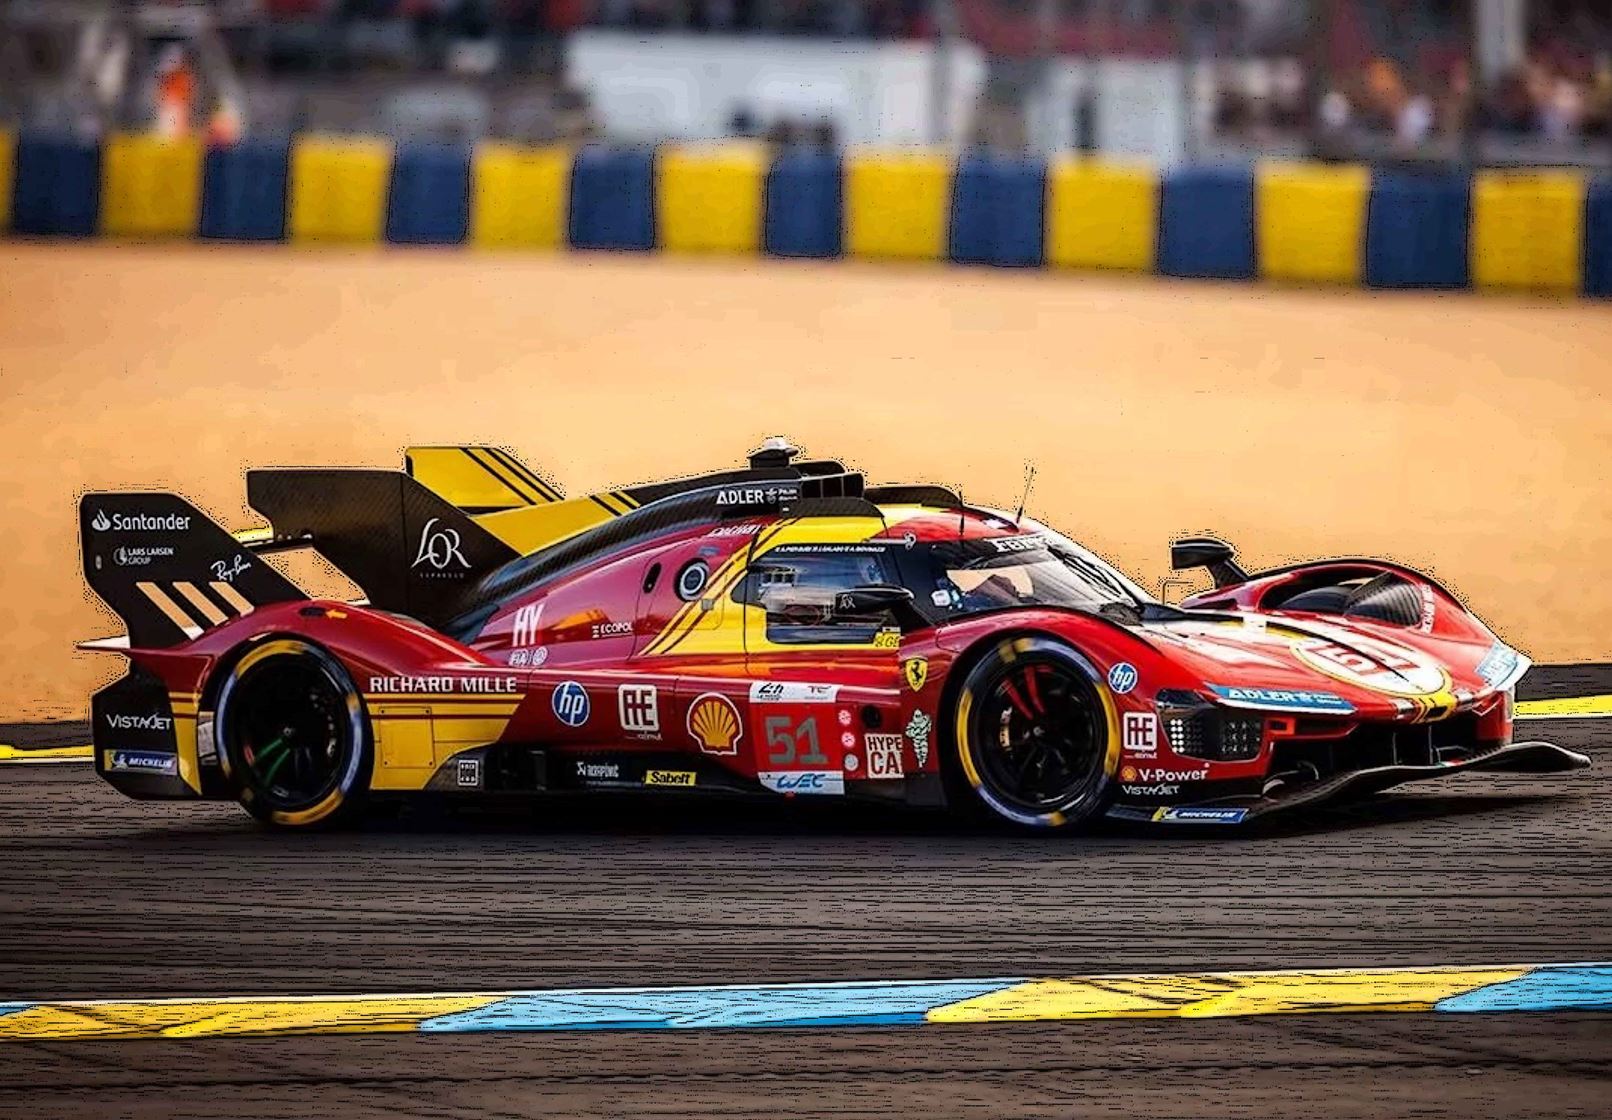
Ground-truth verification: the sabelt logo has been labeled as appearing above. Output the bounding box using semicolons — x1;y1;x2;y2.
104;713;174;732
645;769;696;787
91;510;191;533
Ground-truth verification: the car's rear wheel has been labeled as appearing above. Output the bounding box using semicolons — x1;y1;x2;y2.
214;639;371;828
947;637;1117;831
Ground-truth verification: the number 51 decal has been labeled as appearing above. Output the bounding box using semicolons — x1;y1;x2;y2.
763;715;828;766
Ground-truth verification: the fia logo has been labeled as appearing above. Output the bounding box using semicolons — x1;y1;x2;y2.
412;518;470;572
551;681;590;728
618;683;660;737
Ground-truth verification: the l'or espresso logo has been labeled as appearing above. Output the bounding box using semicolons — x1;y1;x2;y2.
411;518;470;579
368;675;519;694
91;510;192;533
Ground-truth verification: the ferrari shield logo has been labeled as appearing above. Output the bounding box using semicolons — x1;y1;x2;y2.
902;657;928;693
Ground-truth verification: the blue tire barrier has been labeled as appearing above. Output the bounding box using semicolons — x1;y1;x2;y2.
386;143;472;245
199;140;290;242
949;152;1046;268
1158;165;1256;280
12;132;101;237
1365;171;1471;289
567;146;655;251
764;149;842;259
1585;178;1612;298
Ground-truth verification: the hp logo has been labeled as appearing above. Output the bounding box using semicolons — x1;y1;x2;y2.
552;681;590;728
1107;662;1138;695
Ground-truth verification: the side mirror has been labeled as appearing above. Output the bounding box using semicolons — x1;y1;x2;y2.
1169;536;1248;589
834;584;915;615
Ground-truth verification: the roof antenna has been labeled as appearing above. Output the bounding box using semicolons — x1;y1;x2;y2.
748;436;801;470
957;488;966;542
1014;462;1037;525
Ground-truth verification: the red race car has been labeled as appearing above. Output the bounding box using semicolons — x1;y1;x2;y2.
77;440;1586;830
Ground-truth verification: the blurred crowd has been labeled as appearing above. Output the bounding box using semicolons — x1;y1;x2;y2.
1316;53;1612;149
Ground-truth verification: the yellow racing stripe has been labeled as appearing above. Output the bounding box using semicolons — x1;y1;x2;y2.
0;995;504;1041
926;966;1529;1023
1515;694;1612;719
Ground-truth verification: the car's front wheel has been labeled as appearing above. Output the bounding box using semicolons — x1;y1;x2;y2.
946;637;1117;830
213;639;372;828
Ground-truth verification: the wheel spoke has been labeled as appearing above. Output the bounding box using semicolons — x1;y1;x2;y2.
1001;678;1035;721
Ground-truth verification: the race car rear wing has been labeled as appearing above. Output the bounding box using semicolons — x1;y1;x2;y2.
79;493;306;649
247;469;519;629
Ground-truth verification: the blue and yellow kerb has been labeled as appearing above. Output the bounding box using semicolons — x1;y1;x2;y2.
0;962;1608;1041
2;128;1609;296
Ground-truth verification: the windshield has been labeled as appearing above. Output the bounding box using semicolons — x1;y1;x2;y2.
926;532;1153;618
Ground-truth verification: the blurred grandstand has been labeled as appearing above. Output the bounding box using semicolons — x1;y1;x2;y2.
0;1;1607;166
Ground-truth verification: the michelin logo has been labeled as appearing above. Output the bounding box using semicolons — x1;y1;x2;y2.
1209;684;1355;715
108;751;178;774
1152;807;1248;825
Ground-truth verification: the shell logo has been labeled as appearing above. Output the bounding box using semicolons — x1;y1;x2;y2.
688;692;742;756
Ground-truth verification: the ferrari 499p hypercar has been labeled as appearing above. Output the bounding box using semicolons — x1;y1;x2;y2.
78;440;1586;830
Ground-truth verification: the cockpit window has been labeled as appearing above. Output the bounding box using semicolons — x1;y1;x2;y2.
736;547;897;644
926;534;1149;618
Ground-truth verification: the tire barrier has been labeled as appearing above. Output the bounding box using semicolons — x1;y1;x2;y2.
1588;179;1612;299
100;134;203;239
1159;165;1256;280
470;142;569;250
4;132;1607;296
844;149;951;261
949;153;1045;268
1364;171;1470;290
386;143;472;246
657;144;766;255
567;145;655;251
764;148;842;258
1044;158;1157;272
1471;170;1587;293
1256;162;1369;285
287;135;392;245
200;140;290;242
12;132;101;237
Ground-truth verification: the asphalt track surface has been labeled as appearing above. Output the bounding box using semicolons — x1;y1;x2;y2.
1;669;1609;1118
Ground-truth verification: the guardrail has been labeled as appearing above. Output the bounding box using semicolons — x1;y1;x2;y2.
4;130;1609;296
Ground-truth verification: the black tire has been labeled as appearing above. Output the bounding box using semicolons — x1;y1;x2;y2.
944;636;1118;831
213;639;372;829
